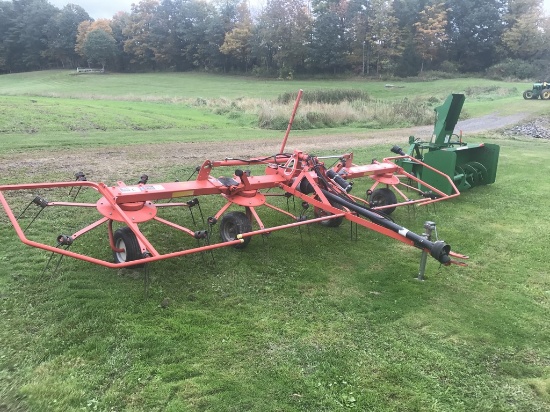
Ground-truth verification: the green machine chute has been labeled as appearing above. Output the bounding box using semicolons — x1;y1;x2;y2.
392;93;500;195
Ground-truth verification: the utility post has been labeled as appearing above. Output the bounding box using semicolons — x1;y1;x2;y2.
362;41;366;76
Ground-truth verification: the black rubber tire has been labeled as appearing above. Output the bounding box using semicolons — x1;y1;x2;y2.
541;90;550;100
313;199;345;227
523;90;533;99
370;188;397;215
219;211;252;249
113;226;143;266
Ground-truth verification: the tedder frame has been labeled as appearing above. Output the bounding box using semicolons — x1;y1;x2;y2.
0;90;468;274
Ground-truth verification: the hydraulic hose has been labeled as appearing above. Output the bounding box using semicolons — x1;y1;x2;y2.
320;189;451;264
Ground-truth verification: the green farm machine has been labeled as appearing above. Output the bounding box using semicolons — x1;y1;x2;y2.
391;93;500;195
523;81;550;99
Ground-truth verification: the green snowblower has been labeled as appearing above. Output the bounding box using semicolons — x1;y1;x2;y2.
391;93;500;195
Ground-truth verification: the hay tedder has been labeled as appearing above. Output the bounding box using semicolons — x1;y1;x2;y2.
391;93;500;195
0;91;468;276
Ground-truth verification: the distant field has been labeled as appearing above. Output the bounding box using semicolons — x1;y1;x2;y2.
0;70;545;152
0;70;530;101
0;71;549;412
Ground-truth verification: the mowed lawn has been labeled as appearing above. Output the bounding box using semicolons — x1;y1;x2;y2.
0;71;549;411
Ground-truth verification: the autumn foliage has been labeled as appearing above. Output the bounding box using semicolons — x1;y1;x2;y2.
0;0;549;77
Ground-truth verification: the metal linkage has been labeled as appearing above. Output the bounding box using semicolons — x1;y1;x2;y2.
417;221;436;281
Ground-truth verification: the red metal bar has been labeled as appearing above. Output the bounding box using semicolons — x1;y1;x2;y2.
237;213;346;238
246;206;265;230
49;202;97;208
262;202;298;220
70;217;110;240
279;89;303;154
152;216;197;237
383;155;461;197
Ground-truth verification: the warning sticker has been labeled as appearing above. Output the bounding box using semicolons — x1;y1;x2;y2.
119;187;141;193
140;185;165;191
172;190;194;198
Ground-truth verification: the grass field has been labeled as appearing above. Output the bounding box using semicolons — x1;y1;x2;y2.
0;70;530;101
1;71;549;411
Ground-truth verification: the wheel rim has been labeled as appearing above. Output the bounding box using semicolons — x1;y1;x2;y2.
369;188;397;214
371;193;386;207
115;238;127;262
220;211;252;248
222;222;238;240
313;207;329;218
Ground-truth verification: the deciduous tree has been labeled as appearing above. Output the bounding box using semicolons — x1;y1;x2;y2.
76;19;114;59
6;0;59;71
122;0;159;68
44;4;91;68
501;0;550;60
220;1;254;71
256;0;312;76
110;12;133;71
0;1;16;72
367;0;401;75
447;0;506;72
83;29;117;70
414;2;448;72
310;0;351;74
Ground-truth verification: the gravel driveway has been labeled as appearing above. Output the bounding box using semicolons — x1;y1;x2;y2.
0;112;537;183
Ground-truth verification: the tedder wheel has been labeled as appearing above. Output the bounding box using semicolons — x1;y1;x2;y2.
113;226;144;267
313;198;345;227
523;90;533;99
541;90;550;100
370;188;397;215
219;211;252;249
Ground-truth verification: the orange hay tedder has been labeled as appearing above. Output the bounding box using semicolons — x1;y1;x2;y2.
0;91;468;277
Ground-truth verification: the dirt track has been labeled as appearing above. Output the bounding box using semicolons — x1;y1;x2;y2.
1;112;531;182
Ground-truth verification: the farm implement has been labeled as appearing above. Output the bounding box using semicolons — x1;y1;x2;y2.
392;93;500;195
0;91;468;275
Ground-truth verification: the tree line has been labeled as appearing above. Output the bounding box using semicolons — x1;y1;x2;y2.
1;0;549;78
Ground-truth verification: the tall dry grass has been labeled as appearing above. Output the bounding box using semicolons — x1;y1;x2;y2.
27;90;438;131
257;98;435;129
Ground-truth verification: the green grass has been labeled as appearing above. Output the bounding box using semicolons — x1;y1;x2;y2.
1;137;549;411
0;70;546;125
0;72;549;411
0;70;529;102
0;95;253;133
0;71;545;151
